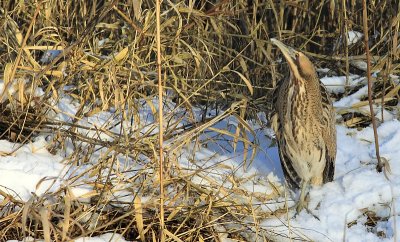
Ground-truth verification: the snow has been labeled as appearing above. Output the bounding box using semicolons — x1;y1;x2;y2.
320;75;363;94
1;75;400;241
0;137;66;201
346;31;363;45
40;50;62;64
259;108;400;242
8;233;128;242
74;233;129;242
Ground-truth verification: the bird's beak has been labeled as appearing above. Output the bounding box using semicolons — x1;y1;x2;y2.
271;38;299;76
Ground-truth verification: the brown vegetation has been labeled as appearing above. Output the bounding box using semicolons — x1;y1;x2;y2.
0;0;399;241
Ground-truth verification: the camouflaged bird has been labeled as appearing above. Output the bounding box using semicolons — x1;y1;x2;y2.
270;39;336;212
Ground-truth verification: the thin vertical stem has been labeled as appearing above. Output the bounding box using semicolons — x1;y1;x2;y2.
341;0;349;91
155;0;165;240
362;0;383;172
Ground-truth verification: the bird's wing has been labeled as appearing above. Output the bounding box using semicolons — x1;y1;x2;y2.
323;147;335;183
272;79;303;188
320;82;337;183
271;78;288;134
322;116;336;183
277;139;302;189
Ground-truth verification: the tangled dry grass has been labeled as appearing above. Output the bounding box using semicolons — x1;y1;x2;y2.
0;0;399;241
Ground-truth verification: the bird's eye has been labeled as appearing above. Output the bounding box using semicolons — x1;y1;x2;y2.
295;53;300;59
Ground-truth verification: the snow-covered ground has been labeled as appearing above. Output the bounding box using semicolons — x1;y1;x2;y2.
1;74;399;241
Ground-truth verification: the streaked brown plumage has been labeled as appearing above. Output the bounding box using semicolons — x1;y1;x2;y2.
270;39;336;212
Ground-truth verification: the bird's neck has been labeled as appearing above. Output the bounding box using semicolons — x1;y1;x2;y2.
303;77;323;113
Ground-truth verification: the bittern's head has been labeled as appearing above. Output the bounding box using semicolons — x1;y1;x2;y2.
271;38;316;82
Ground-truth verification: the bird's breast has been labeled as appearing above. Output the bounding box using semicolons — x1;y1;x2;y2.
280;82;328;182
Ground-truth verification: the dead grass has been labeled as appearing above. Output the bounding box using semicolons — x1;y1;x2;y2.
0;0;399;241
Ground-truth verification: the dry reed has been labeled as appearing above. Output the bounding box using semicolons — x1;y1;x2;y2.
0;0;399;241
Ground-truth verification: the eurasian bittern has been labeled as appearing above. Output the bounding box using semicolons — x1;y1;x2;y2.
270;39;336;212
